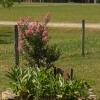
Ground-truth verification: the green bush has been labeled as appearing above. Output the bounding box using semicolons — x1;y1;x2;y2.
7;66;90;100
7;66;41;100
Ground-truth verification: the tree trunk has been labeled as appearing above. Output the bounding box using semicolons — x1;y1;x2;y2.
94;0;96;3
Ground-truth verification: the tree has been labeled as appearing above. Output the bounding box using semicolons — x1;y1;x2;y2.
1;0;14;8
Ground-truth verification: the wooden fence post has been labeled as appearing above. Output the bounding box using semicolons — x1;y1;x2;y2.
14;25;19;66
81;20;85;57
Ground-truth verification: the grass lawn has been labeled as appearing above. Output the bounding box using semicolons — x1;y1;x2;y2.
0;3;100;23
0;26;100;99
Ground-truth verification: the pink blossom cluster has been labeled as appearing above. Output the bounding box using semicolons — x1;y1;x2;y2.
17;15;50;51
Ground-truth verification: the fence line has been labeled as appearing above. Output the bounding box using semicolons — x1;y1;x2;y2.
14;20;86;65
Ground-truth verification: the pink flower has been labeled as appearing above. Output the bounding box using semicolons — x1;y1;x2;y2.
29;21;39;31
18;39;23;51
25;29;33;37
36;24;42;32
44;13;50;25
42;36;48;42
28;22;34;29
42;26;48;37
18;31;23;37
17;15;50;50
43;30;48;37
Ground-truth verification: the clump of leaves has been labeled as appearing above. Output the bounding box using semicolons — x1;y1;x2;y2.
17;16;60;68
63;80;90;100
7;66;41;100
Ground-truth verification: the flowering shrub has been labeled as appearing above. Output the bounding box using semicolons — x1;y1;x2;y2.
1;0;13;8
18;16;48;50
17;15;60;68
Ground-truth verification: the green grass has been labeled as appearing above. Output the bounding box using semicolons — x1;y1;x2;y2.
0;26;100;99
49;28;100;99
0;26;14;94
0;3;100;23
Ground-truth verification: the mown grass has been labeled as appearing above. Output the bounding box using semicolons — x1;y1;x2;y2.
0;26;100;99
0;26;14;95
0;3;100;23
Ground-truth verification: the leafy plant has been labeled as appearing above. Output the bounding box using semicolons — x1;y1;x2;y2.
37;68;64;98
17;16;60;68
7;66;90;100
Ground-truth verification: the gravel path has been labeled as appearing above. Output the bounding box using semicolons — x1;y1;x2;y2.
0;21;100;29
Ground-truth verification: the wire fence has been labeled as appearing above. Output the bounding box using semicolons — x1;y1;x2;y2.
0;20;100;70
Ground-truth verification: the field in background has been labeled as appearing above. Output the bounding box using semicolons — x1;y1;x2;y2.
0;3;100;23
0;26;100;99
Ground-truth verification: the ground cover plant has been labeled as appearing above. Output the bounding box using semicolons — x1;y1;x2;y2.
7;66;90;100
0;3;100;23
0;26;100;99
